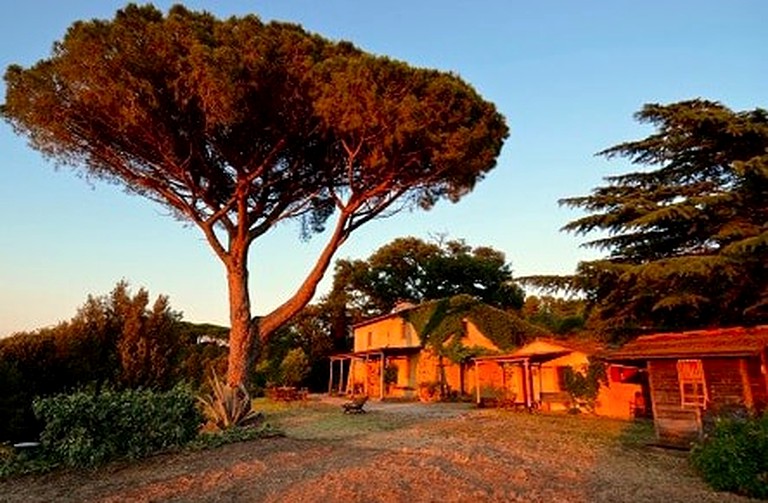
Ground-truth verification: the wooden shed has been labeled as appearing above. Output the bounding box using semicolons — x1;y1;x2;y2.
606;325;768;447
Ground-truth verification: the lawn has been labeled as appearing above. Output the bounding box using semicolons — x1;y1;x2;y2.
0;398;752;502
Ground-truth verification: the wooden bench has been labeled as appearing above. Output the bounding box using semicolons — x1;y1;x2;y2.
342;395;368;414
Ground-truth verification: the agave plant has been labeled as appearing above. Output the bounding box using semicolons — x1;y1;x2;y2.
197;370;262;430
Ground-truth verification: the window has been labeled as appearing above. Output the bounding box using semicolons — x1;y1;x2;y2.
677;359;707;408
367;332;372;348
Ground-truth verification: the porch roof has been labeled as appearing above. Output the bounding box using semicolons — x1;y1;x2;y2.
605;325;768;362
473;349;570;365
330;346;421;360
473;337;604;365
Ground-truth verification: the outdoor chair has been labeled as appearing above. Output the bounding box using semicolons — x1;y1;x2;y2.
342;395;368;414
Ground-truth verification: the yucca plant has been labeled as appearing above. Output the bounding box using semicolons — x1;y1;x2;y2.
197;370;262;430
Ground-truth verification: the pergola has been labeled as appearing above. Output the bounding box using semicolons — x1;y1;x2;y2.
328;347;420;400
472;348;572;408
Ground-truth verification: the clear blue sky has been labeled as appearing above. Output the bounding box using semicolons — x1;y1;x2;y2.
1;1;766;336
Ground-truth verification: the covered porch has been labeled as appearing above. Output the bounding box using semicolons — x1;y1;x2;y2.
328;347;421;400
473;347;573;410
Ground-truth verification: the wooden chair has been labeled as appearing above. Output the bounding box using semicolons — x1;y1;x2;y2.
342;395;368;414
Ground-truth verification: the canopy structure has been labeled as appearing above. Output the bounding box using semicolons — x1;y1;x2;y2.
328;347;421;399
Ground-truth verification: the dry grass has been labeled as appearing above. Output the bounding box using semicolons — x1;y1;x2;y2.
0;397;754;502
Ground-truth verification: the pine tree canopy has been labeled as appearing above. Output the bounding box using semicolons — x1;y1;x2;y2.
559;99;768;339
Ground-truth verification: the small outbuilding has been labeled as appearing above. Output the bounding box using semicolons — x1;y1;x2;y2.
606;325;768;447
473;338;648;419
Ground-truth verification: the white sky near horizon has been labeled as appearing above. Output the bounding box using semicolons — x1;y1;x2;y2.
0;1;766;336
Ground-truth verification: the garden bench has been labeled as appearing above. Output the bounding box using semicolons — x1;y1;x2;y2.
342;395;368;414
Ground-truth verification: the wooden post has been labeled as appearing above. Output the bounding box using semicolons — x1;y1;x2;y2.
364;354;369;396
762;349;768;404
379;352;385;400
328;357;334;395
475;360;481;405
347;358;355;395
523;359;532;408
501;362;507;401
538;363;543;403
739;358;754;411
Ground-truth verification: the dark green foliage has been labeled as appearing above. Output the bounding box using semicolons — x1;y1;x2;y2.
33;385;202;468
0;359;36;443
178;341;229;390
279;348;310;387
190;423;281;451
521;295;586;336
558;100;768;339
691;413;768;499
0;282;218;443
252;304;338;393
561;359;608;412
332;237;525;318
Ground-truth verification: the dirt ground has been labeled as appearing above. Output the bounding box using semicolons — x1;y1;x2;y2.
0;397;753;502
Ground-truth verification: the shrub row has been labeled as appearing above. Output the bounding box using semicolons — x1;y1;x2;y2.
33;384;203;467
691;412;768;500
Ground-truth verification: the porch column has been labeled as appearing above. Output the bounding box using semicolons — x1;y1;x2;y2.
364;355;369;396
328;357;334;394
347;358;355;394
739;358;754;410
379;352;385;400
523;359;531;408
762;349;768;409
475;360;481;405
537;363;543;404
501;363;507;401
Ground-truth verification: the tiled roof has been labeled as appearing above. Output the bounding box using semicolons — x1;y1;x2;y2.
606;325;768;361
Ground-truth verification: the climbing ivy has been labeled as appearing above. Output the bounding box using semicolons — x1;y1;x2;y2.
402;294;545;357
561;359;608;412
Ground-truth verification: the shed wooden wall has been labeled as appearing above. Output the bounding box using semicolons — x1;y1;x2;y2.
647;356;768;447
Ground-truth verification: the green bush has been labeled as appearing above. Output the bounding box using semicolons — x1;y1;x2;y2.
690;413;768;499
33;384;203;467
279;348;310;387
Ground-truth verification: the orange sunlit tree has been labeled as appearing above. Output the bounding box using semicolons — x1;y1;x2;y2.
2;5;508;386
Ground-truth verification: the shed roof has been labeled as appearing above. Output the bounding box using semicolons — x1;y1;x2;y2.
474;337;604;364
606;325;768;361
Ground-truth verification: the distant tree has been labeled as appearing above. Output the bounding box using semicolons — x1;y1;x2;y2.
558;100;768;339
522;295;586;336
108;281;183;389
331;236;524;317
0;281;185;441
279;348;310;387
254;303;337;392
2;5;508;386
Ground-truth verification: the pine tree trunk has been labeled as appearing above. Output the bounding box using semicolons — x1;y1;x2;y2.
225;246;253;388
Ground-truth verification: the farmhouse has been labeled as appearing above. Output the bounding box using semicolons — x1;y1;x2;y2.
473;338;647;419
606;325;768;447
328;295;544;401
